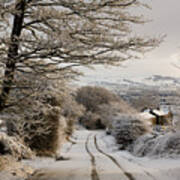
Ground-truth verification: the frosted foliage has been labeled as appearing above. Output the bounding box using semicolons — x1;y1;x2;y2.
98;101;137;128
111;114;151;150
133;132;180;158
0;132;34;160
0;77;80;156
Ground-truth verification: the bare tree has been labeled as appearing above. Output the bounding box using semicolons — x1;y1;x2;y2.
0;0;161;111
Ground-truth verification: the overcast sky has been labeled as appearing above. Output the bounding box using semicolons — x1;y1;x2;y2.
79;0;180;82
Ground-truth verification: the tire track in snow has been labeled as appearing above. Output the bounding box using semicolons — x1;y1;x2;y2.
85;134;100;180
94;135;135;180
120;156;157;180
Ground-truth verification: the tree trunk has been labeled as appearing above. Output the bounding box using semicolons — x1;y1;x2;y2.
0;0;26;111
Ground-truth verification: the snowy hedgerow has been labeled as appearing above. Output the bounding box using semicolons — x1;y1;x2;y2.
111;114;151;150
1;75;81;156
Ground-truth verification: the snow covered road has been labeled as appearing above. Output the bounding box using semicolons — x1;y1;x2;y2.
27;130;180;180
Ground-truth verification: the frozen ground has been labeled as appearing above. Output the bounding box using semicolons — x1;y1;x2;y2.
25;130;180;180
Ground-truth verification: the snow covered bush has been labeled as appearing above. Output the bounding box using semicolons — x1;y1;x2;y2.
111;114;151;150
76;86;132;129
98;101;137;129
132;131;180;158
76;86;118;112
5;103;64;156
0;132;34;160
